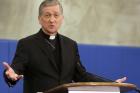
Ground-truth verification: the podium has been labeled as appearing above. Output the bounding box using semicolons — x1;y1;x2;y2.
44;82;137;93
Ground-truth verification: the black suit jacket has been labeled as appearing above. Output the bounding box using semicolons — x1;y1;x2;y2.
5;29;112;93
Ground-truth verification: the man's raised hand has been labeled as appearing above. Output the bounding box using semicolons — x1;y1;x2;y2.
3;62;23;81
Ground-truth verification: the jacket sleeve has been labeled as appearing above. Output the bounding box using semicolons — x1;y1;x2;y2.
73;42;113;82
3;39;29;87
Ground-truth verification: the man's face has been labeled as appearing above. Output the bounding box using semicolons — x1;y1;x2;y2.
38;5;63;35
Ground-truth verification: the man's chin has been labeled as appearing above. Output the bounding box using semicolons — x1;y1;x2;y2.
47;30;57;34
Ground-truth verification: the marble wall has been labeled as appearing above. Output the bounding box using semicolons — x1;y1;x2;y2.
0;0;140;47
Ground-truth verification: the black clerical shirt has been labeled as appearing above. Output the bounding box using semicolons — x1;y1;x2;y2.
40;30;62;74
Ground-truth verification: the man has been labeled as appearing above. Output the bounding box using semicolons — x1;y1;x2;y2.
3;0;126;93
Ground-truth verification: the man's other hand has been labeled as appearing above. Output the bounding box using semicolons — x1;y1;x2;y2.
115;77;127;83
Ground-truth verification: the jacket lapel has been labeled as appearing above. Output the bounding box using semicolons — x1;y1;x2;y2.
34;31;59;72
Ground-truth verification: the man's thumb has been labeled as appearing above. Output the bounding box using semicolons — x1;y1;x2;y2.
2;62;11;70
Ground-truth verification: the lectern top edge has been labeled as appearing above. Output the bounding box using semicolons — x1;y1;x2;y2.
62;82;136;88
44;82;137;93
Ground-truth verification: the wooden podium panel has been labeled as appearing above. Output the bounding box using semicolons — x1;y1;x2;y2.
44;82;137;93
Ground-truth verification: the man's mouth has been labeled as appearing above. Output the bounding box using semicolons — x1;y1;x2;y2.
49;25;55;29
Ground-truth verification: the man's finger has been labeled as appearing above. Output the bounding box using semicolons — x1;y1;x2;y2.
7;74;21;81
17;75;24;79
2;62;11;70
116;77;127;83
120;77;127;82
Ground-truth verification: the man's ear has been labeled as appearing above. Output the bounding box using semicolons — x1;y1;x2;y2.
61;15;64;23
38;16;41;25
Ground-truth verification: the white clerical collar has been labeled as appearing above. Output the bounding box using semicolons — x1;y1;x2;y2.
42;29;56;40
49;35;56;40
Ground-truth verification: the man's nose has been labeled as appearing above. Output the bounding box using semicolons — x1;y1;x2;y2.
49;16;56;23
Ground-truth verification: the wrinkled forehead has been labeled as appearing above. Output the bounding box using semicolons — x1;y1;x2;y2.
41;5;62;14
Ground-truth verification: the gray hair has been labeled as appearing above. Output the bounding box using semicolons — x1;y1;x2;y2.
39;0;63;16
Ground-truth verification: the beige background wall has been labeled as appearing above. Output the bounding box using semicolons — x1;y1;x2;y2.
0;0;140;47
